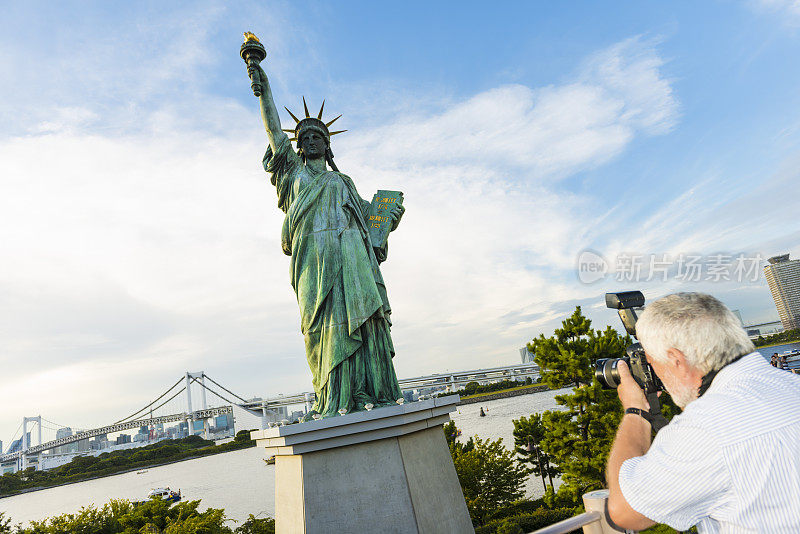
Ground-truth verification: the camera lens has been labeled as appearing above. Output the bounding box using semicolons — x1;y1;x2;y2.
595;358;621;389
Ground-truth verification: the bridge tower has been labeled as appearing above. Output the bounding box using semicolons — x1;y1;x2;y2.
20;415;42;471
185;371;210;439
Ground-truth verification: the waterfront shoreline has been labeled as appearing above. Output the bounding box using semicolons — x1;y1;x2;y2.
458;384;554;404
0;443;256;500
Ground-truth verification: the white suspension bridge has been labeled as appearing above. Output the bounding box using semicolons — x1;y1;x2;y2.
2;363;538;473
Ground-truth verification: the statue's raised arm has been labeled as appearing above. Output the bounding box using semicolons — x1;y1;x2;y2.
241;32;285;154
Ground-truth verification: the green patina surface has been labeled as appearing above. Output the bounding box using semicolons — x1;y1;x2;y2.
243;34;404;419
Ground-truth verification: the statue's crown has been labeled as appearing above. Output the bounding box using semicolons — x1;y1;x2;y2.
282;97;346;143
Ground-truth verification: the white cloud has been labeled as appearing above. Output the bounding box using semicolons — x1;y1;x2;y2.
340;37;677;182
751;0;800;25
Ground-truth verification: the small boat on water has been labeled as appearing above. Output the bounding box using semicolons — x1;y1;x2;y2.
265;455;276;465
146;487;181;503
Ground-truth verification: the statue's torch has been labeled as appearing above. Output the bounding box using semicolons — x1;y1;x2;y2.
240;32;267;97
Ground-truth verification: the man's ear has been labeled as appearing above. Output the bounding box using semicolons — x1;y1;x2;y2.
666;348;691;376
666;347;684;365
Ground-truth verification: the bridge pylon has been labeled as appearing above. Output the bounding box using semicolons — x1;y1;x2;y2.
20;415;42;471
186;371;211;439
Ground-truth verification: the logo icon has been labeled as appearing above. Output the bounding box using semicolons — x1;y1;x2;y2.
577;250;608;284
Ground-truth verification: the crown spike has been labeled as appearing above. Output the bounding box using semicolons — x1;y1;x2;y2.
289;137;297;142
282;128;295;133
329;130;347;136
325;114;342;128
303;97;310;118
284;107;300;124
317;100;325;120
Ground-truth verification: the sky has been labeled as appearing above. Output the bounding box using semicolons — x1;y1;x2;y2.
2;0;800;444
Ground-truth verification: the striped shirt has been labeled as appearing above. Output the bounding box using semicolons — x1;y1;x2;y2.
619;351;800;533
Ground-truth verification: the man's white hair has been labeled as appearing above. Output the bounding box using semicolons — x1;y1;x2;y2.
635;292;755;375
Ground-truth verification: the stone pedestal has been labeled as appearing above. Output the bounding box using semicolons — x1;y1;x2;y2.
251;395;473;534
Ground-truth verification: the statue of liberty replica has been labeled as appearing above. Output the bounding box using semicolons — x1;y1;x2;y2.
241;33;405;419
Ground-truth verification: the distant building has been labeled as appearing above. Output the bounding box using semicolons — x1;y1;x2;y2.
7;433;30;454
53;428;77;454
744;320;784;339
519;347;535;364
214;414;233;430
116;434;132;445
764;254;800;330
191;420;205;435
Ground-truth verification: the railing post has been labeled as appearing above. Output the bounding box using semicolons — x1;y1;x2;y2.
582;489;636;534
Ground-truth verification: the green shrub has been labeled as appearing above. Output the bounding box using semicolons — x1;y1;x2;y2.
475;508;578;534
495;518;524;534
234;514;276;533
486;498;546;522
235;429;255;443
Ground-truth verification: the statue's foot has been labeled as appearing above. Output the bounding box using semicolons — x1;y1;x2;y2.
300;411;320;423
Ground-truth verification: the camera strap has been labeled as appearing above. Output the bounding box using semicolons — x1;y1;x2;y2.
697;351;750;398
645;391;669;432
624;407;653;422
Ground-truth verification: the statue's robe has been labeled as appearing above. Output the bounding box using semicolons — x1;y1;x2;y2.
264;134;402;416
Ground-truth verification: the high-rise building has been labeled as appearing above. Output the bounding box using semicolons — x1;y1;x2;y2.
519;347;535;364
764;254;800;331
55;427;74;454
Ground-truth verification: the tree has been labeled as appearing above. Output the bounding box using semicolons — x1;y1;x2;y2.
528;306;627;502
443;420;474;455
235;514;276;534
464;381;481;396
0;512;11;534
451;436;531;525
512;414;559;492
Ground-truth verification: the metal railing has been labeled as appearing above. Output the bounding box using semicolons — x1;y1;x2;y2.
528;490;636;534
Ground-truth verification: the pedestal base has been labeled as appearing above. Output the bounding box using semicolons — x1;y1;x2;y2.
252;396;473;534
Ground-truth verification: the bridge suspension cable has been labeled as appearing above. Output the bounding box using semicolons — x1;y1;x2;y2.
114;377;185;424
202;373;250;404
8;420;22;444
41;417;77;430
131;386;186;421
189;377;244;409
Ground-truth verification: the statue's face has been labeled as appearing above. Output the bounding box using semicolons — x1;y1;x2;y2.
300;131;327;160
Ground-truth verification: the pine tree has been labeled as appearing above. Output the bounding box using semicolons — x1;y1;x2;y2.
528;306;628;502
512;414;559;492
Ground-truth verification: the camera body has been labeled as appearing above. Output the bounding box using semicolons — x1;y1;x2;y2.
595;291;665;394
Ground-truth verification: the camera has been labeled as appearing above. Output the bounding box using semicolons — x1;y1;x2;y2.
595;291;665;395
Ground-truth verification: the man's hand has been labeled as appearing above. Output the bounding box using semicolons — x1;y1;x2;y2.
617;360;649;411
606;361;656;531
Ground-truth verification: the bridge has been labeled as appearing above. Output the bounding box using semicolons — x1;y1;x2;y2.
2;363;539;472
0;371;264;471
241;362;540;412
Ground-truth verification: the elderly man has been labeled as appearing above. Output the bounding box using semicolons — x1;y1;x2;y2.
606;292;800;533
